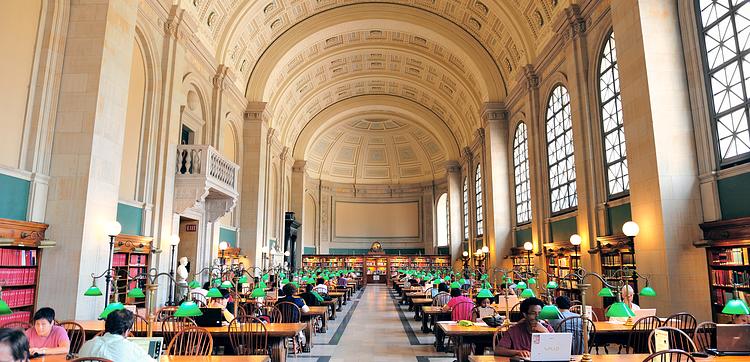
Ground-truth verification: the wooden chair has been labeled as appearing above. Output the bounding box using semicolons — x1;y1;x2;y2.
228;316;268;355
665;312;697;336
432;292;451;307
492;328;504;353
93;330;134;337
155;306;178;321
276;301;302;355
471;305;496;322
0;321;31;330
569;305;599;321
450;301;475;322
166;326;213;356
648;326;698;354
625;316;663;354
131;314;150;335
642;349;696;362
191;292;208;307
57;321;86;354
161;316;196;347
255;305;283;323
71;358;114;362
692;321;716;352
553;315;596;355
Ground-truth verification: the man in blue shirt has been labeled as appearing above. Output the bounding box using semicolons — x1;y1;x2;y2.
278;283;310;321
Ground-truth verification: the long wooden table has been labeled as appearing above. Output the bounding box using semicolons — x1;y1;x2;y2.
469;355;749;362
328;291;346;310
74;320;305;362
41;356;270;362
301;305;328;352
421;306;450;333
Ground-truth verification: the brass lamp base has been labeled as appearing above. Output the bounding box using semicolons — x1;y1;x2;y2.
624;316;634;327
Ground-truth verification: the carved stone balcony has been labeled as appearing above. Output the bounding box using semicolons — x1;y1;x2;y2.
174;145;239;222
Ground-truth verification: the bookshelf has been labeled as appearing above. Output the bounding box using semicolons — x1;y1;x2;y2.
698;216;750;323
300;254;450;285
543;243;581;301
388;256;410;283
0;218;50;326
111;234;153;308
366;256;388;284
594;234;638;308
432;256;450;269
300;255;365;277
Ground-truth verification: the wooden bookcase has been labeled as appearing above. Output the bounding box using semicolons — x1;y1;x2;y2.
698;217;750;323
365;256;388;284
0;218;50;326
543;242;581;301
594;234;638;308
301;254;451;286
111;234;153;308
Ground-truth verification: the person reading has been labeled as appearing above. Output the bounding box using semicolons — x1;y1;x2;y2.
0;328;29;362
24;307;70;355
207;288;235;323
314;278;329;294
441;288;473;321
278;283;310;320
609;285;640;323
494;297;553;358
474;293;496;321
301;284;323;307
78;309;157;362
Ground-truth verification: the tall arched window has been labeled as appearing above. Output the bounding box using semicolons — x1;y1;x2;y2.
546;85;578;213
599;31;629;198
696;1;750;165
463;177;469;240
475;165;484;236
436;193;449;247
513;122;532;224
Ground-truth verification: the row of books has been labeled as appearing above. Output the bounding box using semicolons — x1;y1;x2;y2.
709;247;749;266
111;253;148;267
601;253;635;267
2;288;35;308
0;311;30;325
713;288;750;306
0;249;37;266
711;269;750;287
0;268;37;286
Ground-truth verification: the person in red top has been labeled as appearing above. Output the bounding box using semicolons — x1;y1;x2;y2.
494;297;553;358
24;307;70;356
441;288;474;321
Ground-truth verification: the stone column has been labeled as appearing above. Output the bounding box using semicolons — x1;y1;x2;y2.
209;65;229;148
612;0;709;320
40;0;139;319
290;160;306;268
240;103;269;270
481;103;512;269
446;161;463;268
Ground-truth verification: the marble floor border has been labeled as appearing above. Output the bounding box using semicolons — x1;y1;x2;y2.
387;287;432;346
315;286;365;345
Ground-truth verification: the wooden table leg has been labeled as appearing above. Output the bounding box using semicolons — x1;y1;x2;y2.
303;321;313;352
435;327;445;352
455;336;473;362
414;306;421;321
336;297;343;311
270;337;287;362
321;313;328;332
331;303;337;319
420;312;430;332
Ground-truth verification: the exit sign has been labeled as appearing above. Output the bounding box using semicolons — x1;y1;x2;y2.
186;224;197;232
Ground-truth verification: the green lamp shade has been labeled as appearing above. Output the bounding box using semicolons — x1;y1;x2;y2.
281;278;290;285
481;281;492;289
546;281;559;289
539;304;561;320
84;285;103;296
449;281;461;289
238;275;249;284
0;300;12;315
220;280;233;289
291;281;299;288
527;277;537;285
520;288;535;298
262;274;270;281
126;287;146;298
459;279;467;285
251;287;267;298
481;274;488;281
605;302;635;318
206;288;223;298
639;286;657;297
279;272;286;279
99;302;125;319
516;281;527;290
597;287;615;297
258;281;267;289
188;280;201;289
213;278;221;286
476;289;494;298
504;277;513;284
174;301;203;317
444;276;451;281
722;298;750;315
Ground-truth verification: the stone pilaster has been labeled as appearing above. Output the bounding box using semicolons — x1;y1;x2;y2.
290;160;306;268
481;103;512;269
446;161;463;268
240;103;269;270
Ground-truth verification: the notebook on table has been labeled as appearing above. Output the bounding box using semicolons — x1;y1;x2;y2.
707;324;750;356
129;337;163;359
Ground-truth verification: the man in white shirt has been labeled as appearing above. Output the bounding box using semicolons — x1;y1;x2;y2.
78;309;157;362
314;277;328;295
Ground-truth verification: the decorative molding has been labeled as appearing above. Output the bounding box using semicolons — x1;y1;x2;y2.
523;64;540;90
292;160;307;173
0;218;48;247
699;216;750;243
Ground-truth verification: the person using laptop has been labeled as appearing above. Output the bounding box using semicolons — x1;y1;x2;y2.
0;328;30;362
207;288;234;323
609;285;640;323
494;297;554;358
78;309;157;362
24;307;70;355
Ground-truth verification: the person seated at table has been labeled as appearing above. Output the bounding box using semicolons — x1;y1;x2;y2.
78;309;157;362
733;314;750;324
24;307;70;355
301;283;323;307
494;297;553;358
429;281;441;298
0;328;30;362
207;288;235;323
314;278;329;295
337;274;348;288
441;288;474;320
547;296;581;332
499;282;517;296
279;283;311;316
609;285;640;323
433;282;450;299
474;295;496;321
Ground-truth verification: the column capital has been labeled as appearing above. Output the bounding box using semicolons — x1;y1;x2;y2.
522;65;540;90
463;147;474;161
244;102;269;125
481;103;508;126
554;4;586;42
279;146;289;162
446;160;461;173
292;160;307;173
213;65;230;90
164;7;190;40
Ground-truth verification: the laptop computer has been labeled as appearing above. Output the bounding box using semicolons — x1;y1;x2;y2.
521;332;572;362
633;308;656;320
707;324;750;356
194;307;223;327
129;337;163;359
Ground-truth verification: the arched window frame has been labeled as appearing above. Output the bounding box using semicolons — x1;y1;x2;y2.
436;193;449;247
545;84;578;214
475;164;484;236
695;0;750;166
463;177;469;241
598;30;630;199
513;122;532;224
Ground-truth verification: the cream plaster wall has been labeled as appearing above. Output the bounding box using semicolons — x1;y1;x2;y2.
119;40;145;201
0;0;41;168
334;201;419;239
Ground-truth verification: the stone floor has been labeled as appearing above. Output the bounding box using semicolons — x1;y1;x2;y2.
289;284;455;362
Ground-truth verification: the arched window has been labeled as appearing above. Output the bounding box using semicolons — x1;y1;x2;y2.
463;177;469;240
599;31;629;197
546;85;578;213
475;165;484;236
513;122;532;224
436;193;449;247
696;1;750;165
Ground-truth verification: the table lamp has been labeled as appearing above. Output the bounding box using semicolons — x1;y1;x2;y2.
174;300;203;317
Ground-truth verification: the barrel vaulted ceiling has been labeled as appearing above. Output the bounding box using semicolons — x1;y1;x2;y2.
182;0;567;183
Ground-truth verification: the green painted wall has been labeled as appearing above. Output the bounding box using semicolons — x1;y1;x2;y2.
116;203;143;236
0;174;29;221
437;247;449;255
718;173;750;219
515;228;532;248
219;227;237;247
327;248;425;255
303;247;316;255
550;216;577;243
607;203;632;235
